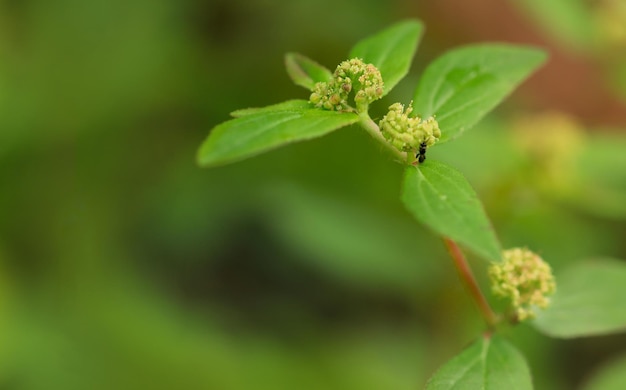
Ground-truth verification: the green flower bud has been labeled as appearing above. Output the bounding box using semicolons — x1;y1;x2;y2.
309;58;383;112
309;92;322;105
489;248;556;321
378;102;441;154
310;81;348;111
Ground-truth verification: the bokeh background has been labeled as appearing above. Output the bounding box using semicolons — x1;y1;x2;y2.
1;0;626;389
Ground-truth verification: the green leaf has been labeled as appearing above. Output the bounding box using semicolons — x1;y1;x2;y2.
532;258;626;338
197;102;359;167
413;44;547;143
401;160;501;262
284;52;333;90
230;100;312;117
350;19;423;96
582;353;626;390
425;335;532;390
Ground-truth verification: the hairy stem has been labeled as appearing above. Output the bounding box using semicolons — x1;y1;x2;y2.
357;112;407;162
443;237;498;329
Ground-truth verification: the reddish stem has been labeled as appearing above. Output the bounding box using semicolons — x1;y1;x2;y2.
443;237;498;329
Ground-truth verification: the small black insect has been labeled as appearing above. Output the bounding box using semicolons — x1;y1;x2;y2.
417;142;427;163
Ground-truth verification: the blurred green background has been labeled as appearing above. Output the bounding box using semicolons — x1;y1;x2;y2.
1;0;626;389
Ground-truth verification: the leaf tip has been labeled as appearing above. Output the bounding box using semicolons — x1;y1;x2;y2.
402;18;425;32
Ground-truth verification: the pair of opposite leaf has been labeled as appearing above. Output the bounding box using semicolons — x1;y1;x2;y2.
196;20;427;168
197;19;546;171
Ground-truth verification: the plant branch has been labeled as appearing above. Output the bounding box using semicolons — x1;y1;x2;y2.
357;112;408;162
443;237;498;329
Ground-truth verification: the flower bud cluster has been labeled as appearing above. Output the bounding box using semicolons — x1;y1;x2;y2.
378;102;441;152
310;58;384;111
489;248;556;321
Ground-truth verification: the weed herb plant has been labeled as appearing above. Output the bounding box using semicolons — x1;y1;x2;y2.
197;20;626;388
